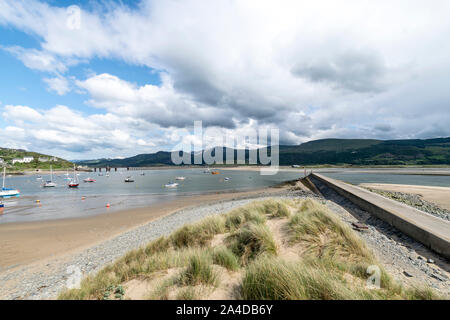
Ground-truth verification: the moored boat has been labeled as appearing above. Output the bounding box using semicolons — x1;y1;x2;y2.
175;176;185;180
124;176;135;182
83;177;96;183
164;182;179;188
43;166;57;187
68;166;79;188
0;167;20;197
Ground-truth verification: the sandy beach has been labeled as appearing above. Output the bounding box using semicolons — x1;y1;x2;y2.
360;183;450;210
0;187;286;269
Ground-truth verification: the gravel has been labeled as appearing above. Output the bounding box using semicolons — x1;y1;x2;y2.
362;187;450;221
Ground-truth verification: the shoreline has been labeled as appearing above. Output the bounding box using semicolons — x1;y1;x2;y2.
6;165;450;176
0;187;303;299
0;186;287;269
360;183;450;211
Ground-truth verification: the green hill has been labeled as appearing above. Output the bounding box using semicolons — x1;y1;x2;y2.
0;147;73;170
75;137;450;167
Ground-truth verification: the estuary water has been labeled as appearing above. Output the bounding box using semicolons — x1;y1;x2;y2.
0;168;302;223
1;167;449;224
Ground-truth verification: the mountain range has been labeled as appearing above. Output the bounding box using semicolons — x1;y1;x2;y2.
74;137;450;167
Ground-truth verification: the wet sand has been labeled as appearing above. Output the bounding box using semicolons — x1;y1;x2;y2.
360;183;450;210
0;187;283;269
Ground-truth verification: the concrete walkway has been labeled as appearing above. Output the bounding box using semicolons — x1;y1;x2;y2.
311;173;450;259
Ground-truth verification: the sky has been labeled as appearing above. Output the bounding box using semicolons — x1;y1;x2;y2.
0;0;449;160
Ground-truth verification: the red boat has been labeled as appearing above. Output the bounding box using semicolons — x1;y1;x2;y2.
83;177;96;183
68;166;80;188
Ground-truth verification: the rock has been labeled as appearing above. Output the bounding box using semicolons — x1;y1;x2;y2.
417;256;424;260
403;271;413;277
427;258;435;264
431;273;446;282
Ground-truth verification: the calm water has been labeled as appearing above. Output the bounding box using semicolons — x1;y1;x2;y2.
1;168;449;224
0;168;303;223
318;170;450;187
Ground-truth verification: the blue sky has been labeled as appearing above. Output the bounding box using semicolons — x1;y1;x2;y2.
0;0;449;159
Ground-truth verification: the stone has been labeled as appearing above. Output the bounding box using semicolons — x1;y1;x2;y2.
427;258;435;264
403;271;413;277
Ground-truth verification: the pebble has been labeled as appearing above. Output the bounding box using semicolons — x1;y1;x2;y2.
403;271;414;278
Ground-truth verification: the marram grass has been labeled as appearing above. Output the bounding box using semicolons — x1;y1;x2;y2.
58;198;442;300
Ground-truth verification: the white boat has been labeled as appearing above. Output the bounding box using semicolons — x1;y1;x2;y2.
175;176;185;181
164;182;179;188
43;166;57;188
224;177;230;181
0;167;20;198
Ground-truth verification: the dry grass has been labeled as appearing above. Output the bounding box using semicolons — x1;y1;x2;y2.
58;198;442;300
226;222;278;265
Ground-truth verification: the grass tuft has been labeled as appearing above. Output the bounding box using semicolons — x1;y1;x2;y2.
288;200;373;264
170;215;225;248
227;222;278;265
179;254;219;287
212;246;240;271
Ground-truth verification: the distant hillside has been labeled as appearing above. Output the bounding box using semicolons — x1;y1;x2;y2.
75;137;450;167
0;147;73;170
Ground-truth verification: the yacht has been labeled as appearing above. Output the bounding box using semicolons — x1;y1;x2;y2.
43;166;57;187
0;167;20;197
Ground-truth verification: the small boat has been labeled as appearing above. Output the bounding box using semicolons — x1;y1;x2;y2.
164;182;179;188
43;166;57;188
1;167;20;197
106;173;110;177
43;180;57;187
140;172;145;176
68;166;79;188
124;176;134;183
175;176;185;181
98;173;103;176
83;177;96;183
0;201;4;214
211;171;220;175
224;177;230;181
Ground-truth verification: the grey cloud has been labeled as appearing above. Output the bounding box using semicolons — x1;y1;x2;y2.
292;50;387;93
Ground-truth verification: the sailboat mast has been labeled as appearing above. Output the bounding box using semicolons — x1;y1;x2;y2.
2;167;5;189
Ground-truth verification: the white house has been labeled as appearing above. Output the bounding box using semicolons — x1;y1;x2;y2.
38;157;49;162
0;158;4;165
